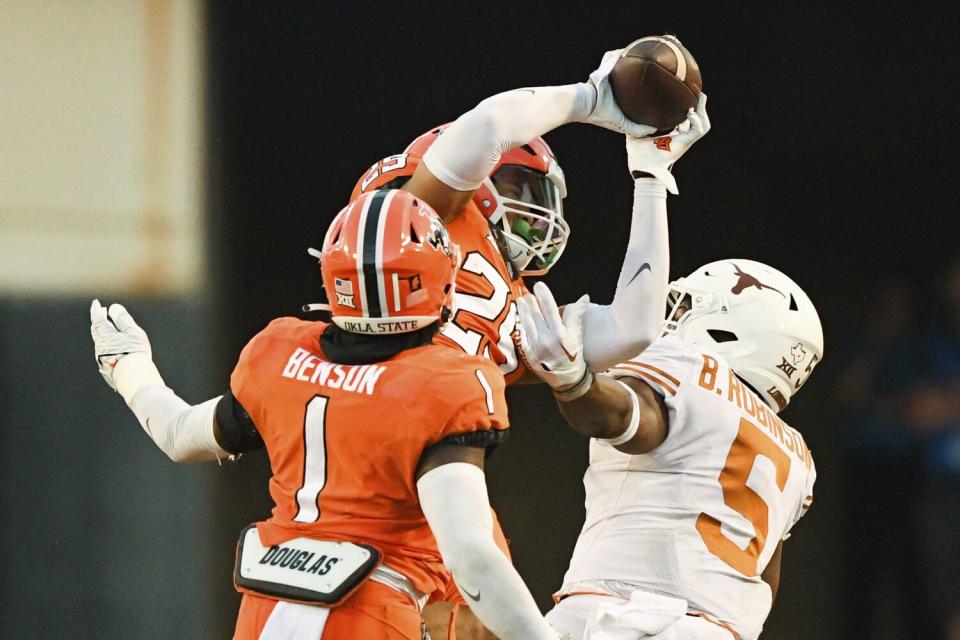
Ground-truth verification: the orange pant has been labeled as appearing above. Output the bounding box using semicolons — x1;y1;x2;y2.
233;580;423;639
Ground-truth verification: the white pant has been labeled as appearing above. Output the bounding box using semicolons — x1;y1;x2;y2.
547;594;736;640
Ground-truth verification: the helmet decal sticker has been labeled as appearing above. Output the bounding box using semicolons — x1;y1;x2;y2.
776;358;797;378
334;278;355;308
426;216;452;255
790;343;807;365
730;263;786;298
767;386;788;411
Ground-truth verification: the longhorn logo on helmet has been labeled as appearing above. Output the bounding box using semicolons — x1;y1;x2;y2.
730;263;785;298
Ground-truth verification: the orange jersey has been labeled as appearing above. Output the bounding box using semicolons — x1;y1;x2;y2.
437;201;529;385
230;317;509;599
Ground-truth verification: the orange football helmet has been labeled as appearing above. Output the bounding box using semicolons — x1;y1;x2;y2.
320;190;459;335
351;124;569;276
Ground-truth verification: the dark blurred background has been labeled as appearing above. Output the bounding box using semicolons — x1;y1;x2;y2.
2;1;959;638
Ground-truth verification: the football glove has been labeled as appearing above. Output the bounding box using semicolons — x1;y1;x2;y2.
627;92;710;194
90;299;164;404
583;48;659;138
516;282;593;400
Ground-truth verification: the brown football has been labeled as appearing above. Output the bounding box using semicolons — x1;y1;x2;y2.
608;35;702;132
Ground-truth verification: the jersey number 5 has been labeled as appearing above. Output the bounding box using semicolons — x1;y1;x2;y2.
695;417;790;576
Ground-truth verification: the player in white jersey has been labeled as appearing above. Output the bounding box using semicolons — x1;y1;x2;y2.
517;259;823;640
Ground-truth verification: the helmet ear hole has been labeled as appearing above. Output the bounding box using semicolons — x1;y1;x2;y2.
707;329;738;343
789;293;798;311
409;224;420;244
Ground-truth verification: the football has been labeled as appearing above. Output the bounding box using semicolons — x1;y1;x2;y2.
609;35;702;132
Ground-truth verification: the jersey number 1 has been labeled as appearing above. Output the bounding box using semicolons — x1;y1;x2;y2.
695;416;790;577
293;395;329;523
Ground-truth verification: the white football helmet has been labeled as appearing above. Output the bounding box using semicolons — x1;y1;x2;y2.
663;259;823;412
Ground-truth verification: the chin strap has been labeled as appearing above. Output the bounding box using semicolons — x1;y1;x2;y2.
304;247;333;314
302;303;331;313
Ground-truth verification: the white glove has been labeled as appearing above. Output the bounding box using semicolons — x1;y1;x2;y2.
516;282;593;400
583;48;659;138
627;92;710;194
90;300;164;404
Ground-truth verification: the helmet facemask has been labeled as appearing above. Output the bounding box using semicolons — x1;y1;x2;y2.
484;163;569;276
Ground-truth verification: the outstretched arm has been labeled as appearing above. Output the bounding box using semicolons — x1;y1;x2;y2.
581;94;710;371
90;300;260;462
405;84;594;221
404;46;659;222
416;444;558;640
581;177;669;370
516;283;668;454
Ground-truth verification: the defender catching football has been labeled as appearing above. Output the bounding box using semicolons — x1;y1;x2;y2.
352;46;708;639
352;51;708;638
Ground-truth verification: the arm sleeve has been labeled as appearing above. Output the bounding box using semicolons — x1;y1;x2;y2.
417;463;557;640
421;83;595;191
127;387;229;463
582;178;669;371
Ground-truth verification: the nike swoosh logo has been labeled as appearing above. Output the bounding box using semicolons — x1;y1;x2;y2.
626;262;651;285
561;345;579;363
462;587;481;602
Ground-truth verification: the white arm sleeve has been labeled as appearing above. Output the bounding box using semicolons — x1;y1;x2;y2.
127;387;229;463
417;463;557;640
421;83;595;191
582;178;669;371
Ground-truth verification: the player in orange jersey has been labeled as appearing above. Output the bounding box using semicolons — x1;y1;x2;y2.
353;49;710;639
90;190;561;639
354;65;710;387
353;128;563;387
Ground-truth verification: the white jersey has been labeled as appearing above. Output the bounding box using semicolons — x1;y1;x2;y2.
557;336;816;640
